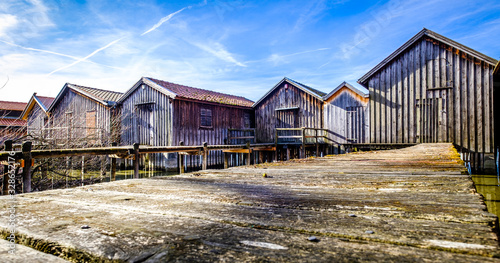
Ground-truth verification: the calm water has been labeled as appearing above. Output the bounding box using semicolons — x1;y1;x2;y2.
470;174;500;218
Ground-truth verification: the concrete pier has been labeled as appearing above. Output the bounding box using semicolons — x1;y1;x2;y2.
1;143;499;262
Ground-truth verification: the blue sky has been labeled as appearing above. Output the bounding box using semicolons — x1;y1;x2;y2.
0;0;499;102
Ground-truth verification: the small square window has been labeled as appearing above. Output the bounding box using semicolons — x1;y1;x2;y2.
200;108;212;128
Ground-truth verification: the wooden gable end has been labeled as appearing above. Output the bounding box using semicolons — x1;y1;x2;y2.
255;81;323;143
362;34;495;156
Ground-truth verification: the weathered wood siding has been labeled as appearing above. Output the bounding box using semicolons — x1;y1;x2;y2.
119;83;254;170
323;87;369;144
27;102;47;138
49;90;112;145
255;82;323;143
119;83;174;169
365;37;495;154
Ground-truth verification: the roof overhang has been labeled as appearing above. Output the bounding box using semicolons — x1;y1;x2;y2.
252;77;324;108
47;83;112;112
117;77;177;104
358;28;498;86
323;82;368;101
20;94;47;120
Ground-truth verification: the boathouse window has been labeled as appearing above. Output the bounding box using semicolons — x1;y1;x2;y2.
200;108;213;128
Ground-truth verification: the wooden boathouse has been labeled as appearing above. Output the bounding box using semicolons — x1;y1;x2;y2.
253;77;326;159
358;28;498;172
45;83;122;147
323;81;369;145
20;93;55;140
117;77;254;171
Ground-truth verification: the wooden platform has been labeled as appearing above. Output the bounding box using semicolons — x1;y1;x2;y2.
1;143;499;262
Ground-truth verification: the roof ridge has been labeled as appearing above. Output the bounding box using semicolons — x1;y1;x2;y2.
68;83;123;95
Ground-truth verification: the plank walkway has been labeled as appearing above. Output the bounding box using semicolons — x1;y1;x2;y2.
1;143;499;262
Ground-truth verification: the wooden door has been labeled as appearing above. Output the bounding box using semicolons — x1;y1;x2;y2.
346;106;364;143
416;95;447;143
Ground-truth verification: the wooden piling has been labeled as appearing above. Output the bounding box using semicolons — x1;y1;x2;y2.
111;143;117;181
2;140;12;195
202;142;208;170
246;142;251;165
22;141;32;193
224;152;229;169
178;141;185;174
133;143;139;179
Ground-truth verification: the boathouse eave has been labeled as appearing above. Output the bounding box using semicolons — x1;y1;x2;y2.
117;77;178;104
323;81;368;101
252;77;324;108
47;83;114;113
20;93;50;120
358;28;498;86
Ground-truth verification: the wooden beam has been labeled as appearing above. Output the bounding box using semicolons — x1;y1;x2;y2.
110;142;117;181
2;140;12;195
22;142;32;193
133;143;139;179
222;149;252;153
178;141;185;174
202;142;208;170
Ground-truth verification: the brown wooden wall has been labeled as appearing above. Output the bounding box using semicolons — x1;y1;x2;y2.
27;102;47;138
323;87;369;144
119;83;254;170
365;37;495;154
49;89;113;146
254;82;323;143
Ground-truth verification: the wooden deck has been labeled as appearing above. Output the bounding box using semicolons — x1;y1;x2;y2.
1;143;499;262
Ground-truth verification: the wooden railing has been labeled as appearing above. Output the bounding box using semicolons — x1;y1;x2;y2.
0;140;275;193
227;128;255;145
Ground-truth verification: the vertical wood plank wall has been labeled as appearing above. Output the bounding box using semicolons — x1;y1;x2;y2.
120;84;173;169
27;103;46;138
365;37;495;156
50;90;112;145
323;87;369;144
254;82;323;143
120;83;254;170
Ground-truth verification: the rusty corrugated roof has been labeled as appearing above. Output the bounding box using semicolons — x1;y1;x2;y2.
147;78;254;107
0;100;27;111
0;118;26;126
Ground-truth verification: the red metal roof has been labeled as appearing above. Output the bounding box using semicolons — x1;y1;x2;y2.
0;100;27;111
148;78;254;107
0;118;26;126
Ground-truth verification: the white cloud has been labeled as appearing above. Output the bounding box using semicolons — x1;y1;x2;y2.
0;14;18;38
191;41;246;67
47;37;126;76
142;7;190;36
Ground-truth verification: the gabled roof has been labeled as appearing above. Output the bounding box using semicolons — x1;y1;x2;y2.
20;93;55;120
48;83;123;112
118;77;254;108
323;82;369;101
253;77;326;107
0;100;27;111
0;118;26;127
358;28;498;85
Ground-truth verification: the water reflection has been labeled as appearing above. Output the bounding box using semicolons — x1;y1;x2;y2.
470;174;500;218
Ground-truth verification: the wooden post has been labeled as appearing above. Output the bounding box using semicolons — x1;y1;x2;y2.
224;152;229;169
111;142;117;181
274;129;279;162
81;156;85;186
301;128;306;159
22;142;32;193
315;129;319;157
133;143;139;179
2;140;12;195
178;141;185;174
246;142;251;165
202;142;208;170
286;146;290;161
